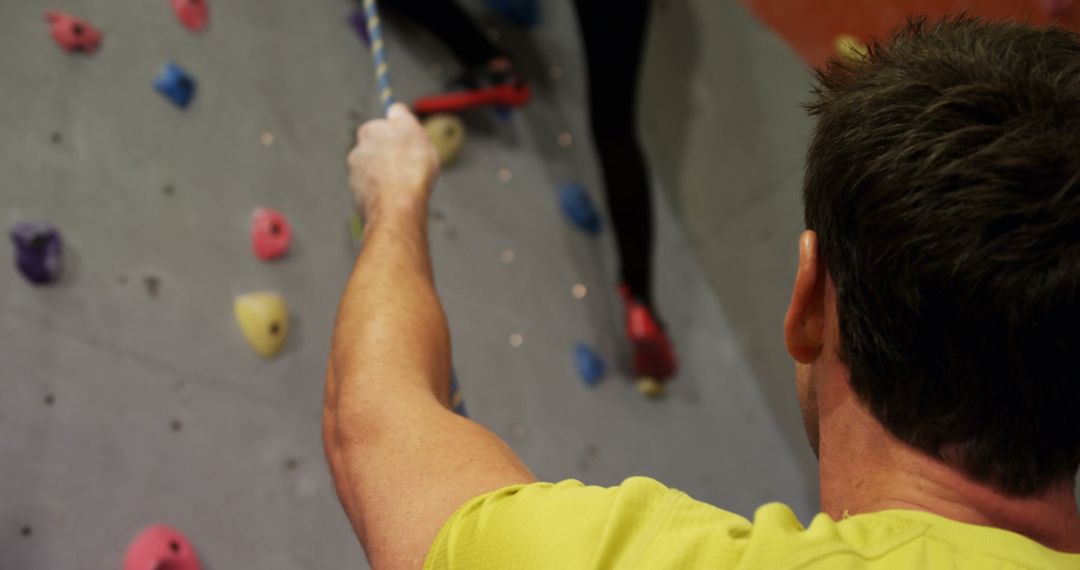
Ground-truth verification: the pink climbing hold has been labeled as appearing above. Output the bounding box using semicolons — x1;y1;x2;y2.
251;207;292;261
44;11;102;54
170;0;209;32
123;524;202;570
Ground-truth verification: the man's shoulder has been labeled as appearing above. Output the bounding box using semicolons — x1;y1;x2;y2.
425;479;1080;569
424;477;752;569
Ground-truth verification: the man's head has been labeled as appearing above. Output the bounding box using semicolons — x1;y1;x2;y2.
785;16;1080;496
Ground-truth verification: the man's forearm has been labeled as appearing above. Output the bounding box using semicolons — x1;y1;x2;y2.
326;106;537;568
328;197;453;415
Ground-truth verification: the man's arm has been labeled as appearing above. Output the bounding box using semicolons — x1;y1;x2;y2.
323;104;535;570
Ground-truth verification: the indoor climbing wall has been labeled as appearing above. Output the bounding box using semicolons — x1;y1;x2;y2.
0;0;858;568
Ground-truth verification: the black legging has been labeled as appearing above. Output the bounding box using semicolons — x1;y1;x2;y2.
381;0;501;67
382;0;656;308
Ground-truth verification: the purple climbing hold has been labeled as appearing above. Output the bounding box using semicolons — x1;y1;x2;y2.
349;8;371;48
574;343;606;388
10;222;62;285
559;183;602;236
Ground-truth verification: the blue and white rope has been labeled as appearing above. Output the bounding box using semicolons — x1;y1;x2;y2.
362;0;395;114
360;1;465;415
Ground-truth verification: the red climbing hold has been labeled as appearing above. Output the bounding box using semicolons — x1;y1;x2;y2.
251;207;292;261
44;11;102;54
170;0;209;32
123;525;202;570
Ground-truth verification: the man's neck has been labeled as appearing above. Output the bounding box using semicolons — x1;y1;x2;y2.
818;389;1080;553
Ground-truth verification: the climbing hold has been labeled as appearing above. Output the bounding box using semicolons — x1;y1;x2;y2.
450;371;467;417
636;377;666;399
234;292;289;358
350;212;365;241
486;0;540;28
835;35;867;61
170;0;209;32
349;8;371;48
558;183;602;236
250;207;292;261
493;106;513;121
422;114;465;166
10;222;62;285
154;62;196;109
44;11;102;54
124;525;202;570
574;343;606;388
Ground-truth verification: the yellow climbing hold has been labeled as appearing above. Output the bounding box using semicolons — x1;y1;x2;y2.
234;292;289;358
350;212;365;241
423;114;466;166
637;376;666;398
835;35;867;61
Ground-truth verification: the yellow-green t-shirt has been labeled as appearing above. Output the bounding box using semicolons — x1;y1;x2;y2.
425;477;1080;569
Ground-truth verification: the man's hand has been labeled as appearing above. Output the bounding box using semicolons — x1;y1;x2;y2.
348;103;439;217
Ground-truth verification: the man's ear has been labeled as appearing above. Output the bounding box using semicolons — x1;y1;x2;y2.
784;230;826;364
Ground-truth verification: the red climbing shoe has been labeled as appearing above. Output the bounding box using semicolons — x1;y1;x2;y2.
619;285;678;381
124;525;202;570
413;62;531;116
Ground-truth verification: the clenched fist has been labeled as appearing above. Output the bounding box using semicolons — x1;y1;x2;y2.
347;103;440;218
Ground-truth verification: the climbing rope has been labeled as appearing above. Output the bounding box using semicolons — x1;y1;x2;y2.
358;0;465;415
362;0;395;114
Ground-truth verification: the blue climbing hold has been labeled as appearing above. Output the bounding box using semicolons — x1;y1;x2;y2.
486;0;540;27
559;183;602;236
574;343;606;388
450;370;468;417
153;62;196;109
493;106;513;121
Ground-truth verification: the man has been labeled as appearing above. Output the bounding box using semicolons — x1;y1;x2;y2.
324;16;1080;569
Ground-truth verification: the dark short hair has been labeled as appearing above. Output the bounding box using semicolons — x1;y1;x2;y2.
804;15;1080;495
